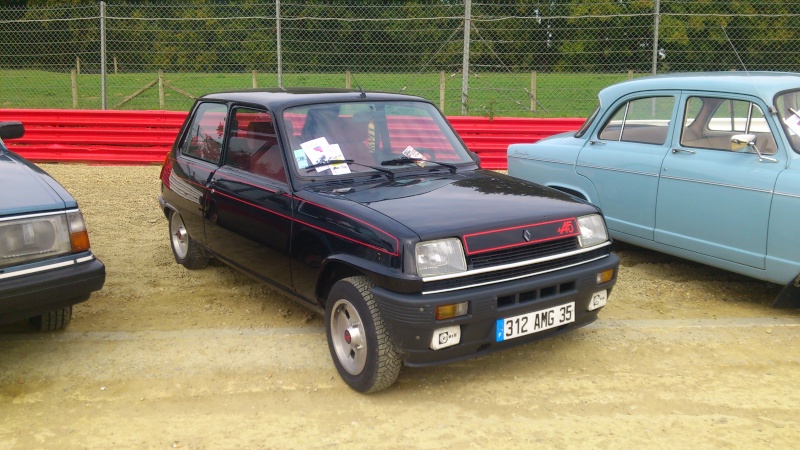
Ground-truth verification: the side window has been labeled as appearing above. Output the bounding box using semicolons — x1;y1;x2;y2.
180;102;226;164
681;96;777;154
598;96;674;145
226;107;286;183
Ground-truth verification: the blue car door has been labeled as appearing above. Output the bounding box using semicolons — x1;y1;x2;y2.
576;93;678;240
654;93;783;269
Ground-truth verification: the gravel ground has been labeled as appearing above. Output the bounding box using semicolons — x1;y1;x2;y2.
1;164;798;449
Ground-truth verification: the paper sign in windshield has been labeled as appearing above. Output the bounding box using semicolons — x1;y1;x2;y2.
300;137;351;175
786;109;800;136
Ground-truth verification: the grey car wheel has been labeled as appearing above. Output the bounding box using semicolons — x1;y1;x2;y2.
168;211;209;270
30;306;72;331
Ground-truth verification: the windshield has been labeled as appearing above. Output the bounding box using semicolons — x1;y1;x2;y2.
776;89;800;154
282;101;474;177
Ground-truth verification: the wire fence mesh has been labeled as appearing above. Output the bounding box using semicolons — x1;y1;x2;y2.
1;0;800;117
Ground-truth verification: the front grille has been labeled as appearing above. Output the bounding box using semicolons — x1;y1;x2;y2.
423;245;609;293
469;237;578;269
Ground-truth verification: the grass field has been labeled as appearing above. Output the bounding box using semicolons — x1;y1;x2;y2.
0;70;636;117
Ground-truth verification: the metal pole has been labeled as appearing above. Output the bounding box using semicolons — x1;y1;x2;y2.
276;0;282;88
461;0;471;115
651;0;660;75
100;1;107;110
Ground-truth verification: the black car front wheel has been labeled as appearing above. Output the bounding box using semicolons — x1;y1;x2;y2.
325;276;402;393
168;211;209;270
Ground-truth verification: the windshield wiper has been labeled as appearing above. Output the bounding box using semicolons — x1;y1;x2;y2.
380;157;457;174
305;159;395;180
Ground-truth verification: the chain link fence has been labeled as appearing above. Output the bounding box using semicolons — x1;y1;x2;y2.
1;0;800;117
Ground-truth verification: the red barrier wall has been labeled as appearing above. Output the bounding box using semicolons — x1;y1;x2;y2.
0;109;585;170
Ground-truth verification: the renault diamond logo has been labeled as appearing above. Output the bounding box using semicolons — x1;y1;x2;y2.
522;229;531;242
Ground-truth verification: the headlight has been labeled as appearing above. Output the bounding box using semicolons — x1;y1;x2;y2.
577;214;608;248
0;213;72;269
415;238;467;277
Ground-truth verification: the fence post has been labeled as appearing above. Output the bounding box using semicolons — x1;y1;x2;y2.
113;57;118;74
530;71;537;112
652;0;660;75
71;69;78;108
252;70;258;88
76;56;81;75
276;0;282;88
158;70;164;108
440;71;445;113
100;1;107;110
346;70;351;89
461;0;471;115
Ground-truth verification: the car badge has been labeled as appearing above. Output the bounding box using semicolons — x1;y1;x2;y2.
522;229;531;242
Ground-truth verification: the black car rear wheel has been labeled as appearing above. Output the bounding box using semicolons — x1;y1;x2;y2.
29;306;72;331
168;211;209;270
325;276;402;393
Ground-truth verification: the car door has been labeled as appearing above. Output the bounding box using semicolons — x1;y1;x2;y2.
654;93;783;269
204;106;294;289
576;93;678;240
169;101;228;244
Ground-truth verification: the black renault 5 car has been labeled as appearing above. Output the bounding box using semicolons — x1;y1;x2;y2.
0;121;105;331
159;89;619;392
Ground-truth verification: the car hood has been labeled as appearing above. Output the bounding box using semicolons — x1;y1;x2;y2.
0;150;75;216
315;169;599;241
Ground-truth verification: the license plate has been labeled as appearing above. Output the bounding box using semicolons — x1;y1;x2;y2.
495;302;575;342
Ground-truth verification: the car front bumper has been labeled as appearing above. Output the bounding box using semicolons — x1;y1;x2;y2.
0;252;106;324
372;253;619;367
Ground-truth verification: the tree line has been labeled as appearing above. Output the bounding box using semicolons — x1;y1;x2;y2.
2;0;800;74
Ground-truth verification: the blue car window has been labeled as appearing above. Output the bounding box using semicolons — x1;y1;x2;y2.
681;96;777;155
598;96;674;145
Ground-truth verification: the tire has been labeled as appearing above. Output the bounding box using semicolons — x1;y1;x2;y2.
168;210;209;270
30;306;72;332
325;276;402;393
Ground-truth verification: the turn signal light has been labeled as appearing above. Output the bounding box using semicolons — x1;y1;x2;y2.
596;269;615;284
436;302;469;320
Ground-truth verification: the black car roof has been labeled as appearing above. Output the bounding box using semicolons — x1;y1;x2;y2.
199;88;431;110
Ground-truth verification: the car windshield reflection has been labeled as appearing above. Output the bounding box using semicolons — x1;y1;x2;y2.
282;101;473;177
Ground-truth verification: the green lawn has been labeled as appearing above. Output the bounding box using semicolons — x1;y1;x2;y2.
0;70;636;117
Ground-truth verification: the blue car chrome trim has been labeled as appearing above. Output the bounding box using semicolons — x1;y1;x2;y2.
774;191;800;199
508;155;574;165
0;254;96;280
0;209;77;222
577;164;659;177
660;175;773;194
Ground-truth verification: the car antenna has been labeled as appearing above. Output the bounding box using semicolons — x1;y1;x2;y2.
722;27;772;111
350;70;366;98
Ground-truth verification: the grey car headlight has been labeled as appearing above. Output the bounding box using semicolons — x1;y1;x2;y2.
415;238;467;277
577;214;609;248
0;213;72;269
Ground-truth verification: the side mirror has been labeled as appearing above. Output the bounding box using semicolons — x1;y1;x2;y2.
0;121;24;140
731;133;778;163
730;134;756;152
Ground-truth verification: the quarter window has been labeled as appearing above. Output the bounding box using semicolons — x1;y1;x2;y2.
598;96;674;145
180;102;226;164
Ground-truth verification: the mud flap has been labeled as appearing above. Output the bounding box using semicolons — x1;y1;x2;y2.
773;273;800;308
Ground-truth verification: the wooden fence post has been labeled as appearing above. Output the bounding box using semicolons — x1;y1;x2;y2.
71;69;78;109
530;71;537;112
113;57;118;74
627;70;634;79
158;70;164;108
252;70;258;88
76;57;81;75
440;71;446;113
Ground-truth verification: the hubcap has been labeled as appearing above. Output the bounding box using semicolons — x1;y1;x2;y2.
169;214;189;259
330;299;367;375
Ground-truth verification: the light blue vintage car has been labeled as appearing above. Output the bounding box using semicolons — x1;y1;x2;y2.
508;72;800;307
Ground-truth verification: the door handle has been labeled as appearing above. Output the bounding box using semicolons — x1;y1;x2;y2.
589;140;606;146
671;148;696;154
